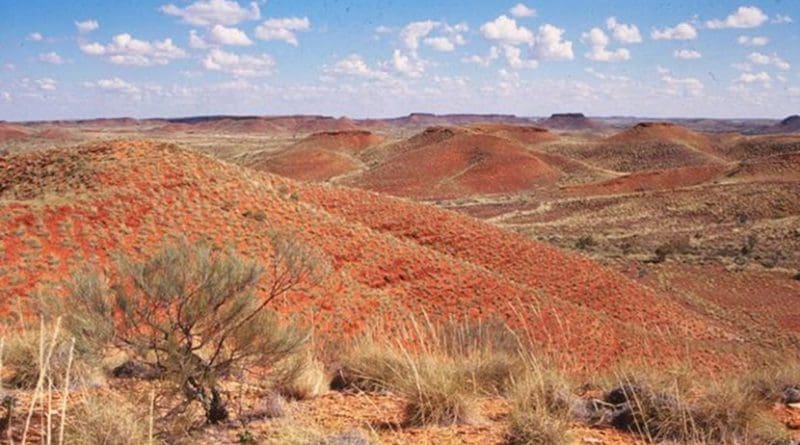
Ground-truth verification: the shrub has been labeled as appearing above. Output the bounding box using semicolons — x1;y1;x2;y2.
49;234;328;424
400;354;479;426
505;370;573;445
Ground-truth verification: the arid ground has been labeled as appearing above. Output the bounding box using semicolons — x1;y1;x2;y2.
1;113;799;444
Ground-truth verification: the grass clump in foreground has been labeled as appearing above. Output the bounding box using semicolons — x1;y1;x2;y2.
505;369;575;445
603;367;795;445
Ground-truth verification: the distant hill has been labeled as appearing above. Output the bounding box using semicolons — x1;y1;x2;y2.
539;113;605;131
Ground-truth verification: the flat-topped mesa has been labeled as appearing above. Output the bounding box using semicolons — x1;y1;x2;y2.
539;112;602;131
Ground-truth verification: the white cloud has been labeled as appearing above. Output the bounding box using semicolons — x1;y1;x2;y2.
462;46;499;67
391;50;425;77
480;15;534;46
606;17;642;43
423;37;456;52
324;54;391;81
747;52;790;71
737;71;771;85
533;24;574;61
75;19;99;33
400;20;440;50
254;17;311;46
737;35;769;46
706;6;768;29
161;0;260;26
502;45;538;69
1;92;10;102
732;62;752;72
80;33;188;66
207;24;252;45
673;49;702;59
35;78;57;91
189;30;209;48
38;52;66;64
202;48;275;77
584;67;629;81
509;3;536;18
85;77;140;94
26;32;43;42
662;75;704;97
772;14;793;24
581;28;629;62
651;22;697;40
421;22;468;52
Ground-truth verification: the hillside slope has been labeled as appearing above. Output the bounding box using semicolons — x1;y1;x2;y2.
0;140;757;371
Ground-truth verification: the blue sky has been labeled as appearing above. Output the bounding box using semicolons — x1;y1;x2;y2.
0;0;798;120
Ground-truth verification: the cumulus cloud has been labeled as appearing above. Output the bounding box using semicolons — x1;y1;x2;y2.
161;0;260;26
747;52;790;70
584;67;629;81
662;75;704;97
35;78;57;91
26;32;43;42
706;6;768;29
651;22;697;40
480;15;534;46
532;24;574;61
80;33;188;66
391;50;426;77
254;17;311;46
75;19;99;33
673;49;701;60
38;52;66;64
509;3;536;18
737;71;771;85
202;48;275;76
606;17;642;43
85;77;140;94
462;47;500;67
189;30;209;48
581;28;629;62
324;54;391;81
207;24;252;45
737;35;769;46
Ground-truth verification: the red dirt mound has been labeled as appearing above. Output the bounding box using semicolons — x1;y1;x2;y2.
349;128;561;199
249;147;360;182
0;140;745;371
0;123;32;142
723;152;800;181
247;130;382;181
565;164;726;196
574;122;726;172
296;130;384;152
36;127;77;140
466;123;559;145
721;134;800;160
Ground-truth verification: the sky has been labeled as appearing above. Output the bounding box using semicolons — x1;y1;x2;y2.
0;0;798;121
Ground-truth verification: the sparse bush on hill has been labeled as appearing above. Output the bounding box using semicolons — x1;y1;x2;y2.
63;392;155;445
48;233;328;425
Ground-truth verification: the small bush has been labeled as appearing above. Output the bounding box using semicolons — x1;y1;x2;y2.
400;354;479;426
275;356;329;400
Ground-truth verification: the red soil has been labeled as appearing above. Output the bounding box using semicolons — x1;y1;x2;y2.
295;130;384;152
565;164;726;196
0;123;32;141
250;147;360;182
348;128;561;199
466;124;559;145
724;152;800;181
0;140;746;371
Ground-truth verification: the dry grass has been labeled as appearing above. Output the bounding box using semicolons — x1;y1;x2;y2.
603;366;795;445
62;392;155;445
505;368;574;445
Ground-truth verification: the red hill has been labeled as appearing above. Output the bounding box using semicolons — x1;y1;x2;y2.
0;140;743;371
